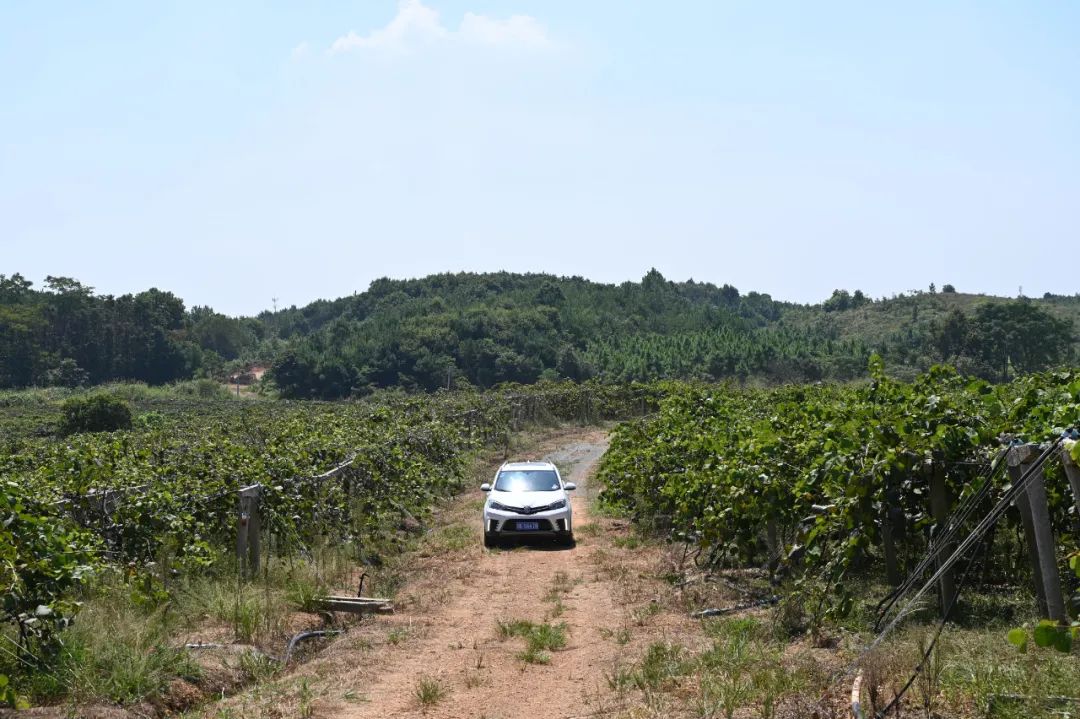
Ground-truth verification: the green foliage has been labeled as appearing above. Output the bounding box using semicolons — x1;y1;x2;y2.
4;271;1078;396
0;481;97;678
0;274;198;387
598;366;1080;622
0;675;28;709
59;393;133;434
932;302;1074;380
0;382;641;701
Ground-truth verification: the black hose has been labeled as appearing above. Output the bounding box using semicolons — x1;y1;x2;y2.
282;629;342;666
186;629;343;667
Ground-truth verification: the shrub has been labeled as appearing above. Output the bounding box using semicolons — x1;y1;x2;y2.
171;379;230;399
59;394;133;434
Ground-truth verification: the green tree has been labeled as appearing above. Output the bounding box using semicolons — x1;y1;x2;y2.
968;302;1073;379
932;309;970;360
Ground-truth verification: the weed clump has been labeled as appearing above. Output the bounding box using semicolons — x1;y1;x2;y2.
495;618;568;664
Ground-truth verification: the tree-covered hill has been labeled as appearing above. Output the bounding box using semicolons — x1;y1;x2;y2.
1;271;1075;397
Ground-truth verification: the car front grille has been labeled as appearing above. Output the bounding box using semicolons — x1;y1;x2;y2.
499;502;562;515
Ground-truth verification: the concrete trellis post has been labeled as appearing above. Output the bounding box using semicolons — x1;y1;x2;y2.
1007;445;1066;622
236;484;263;579
928;462;957;614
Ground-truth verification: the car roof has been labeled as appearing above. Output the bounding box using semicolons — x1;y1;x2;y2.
500;461;557;471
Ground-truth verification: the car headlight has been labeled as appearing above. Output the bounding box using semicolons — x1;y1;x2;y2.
489;501;513;512
549;499;566;510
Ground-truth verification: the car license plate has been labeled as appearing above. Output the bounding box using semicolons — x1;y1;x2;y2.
516;521;539;531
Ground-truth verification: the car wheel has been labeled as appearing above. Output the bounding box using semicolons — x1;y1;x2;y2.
560;533;575;548
484;533;498;549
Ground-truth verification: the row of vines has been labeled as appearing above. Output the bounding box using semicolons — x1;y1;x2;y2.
598;359;1080;628
0;381;658;699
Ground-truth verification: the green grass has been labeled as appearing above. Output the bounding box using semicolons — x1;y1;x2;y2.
631;601;661;626
419;524;474;556
612;642;692;692
598;626;631;645
21;591;202;705
575;523;604;537
386;626;414;645
0;539;370;708
527;622;568;652
892;626;1080;719
414;676;447;707
495;619;569;664
612;534;643;549
496;618;537;639
610;618;826;717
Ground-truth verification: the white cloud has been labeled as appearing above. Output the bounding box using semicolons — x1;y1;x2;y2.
327;0;549;55
459;12;548;48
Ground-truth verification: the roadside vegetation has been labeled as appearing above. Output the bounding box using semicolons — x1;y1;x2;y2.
597;361;1080;716
0;384;640;711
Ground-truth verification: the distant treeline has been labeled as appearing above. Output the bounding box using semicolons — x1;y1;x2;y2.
0;271;1075;397
0;274;275;388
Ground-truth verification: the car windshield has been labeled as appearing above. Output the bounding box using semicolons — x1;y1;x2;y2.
494;469;560;492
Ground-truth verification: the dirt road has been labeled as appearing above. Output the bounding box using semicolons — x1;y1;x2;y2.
332;430;623;719
192;427;789;719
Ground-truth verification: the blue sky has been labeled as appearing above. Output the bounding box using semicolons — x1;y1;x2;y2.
2;1;1078;315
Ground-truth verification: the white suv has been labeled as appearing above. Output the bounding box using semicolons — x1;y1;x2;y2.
481;461;576;547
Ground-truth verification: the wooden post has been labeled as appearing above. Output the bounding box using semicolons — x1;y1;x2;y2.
928;462;956;615
237;485;262;579
1008;445;1066;621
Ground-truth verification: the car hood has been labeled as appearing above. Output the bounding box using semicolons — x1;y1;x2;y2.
489;489;565;508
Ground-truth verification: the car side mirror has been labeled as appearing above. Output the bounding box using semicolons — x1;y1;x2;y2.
480;483;492;492
564;482;577;491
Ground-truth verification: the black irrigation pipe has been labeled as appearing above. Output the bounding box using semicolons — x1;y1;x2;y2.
186;629;344;668
282;630;343;666
691;595;781;618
